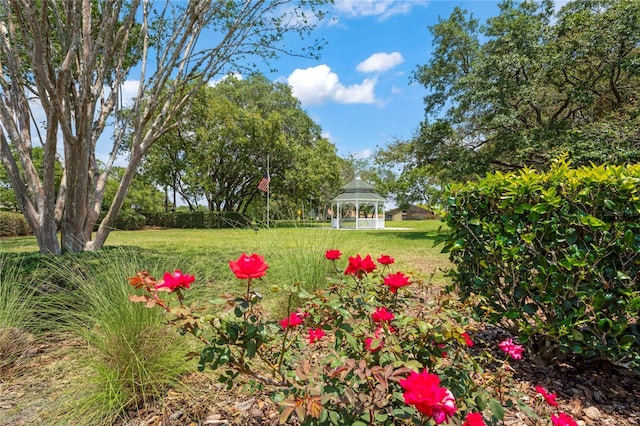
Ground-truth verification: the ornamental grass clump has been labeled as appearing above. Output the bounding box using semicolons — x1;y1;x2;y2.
0;255;39;377
46;250;194;425
130;249;540;425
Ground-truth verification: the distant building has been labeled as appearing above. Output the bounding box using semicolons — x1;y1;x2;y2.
385;205;438;221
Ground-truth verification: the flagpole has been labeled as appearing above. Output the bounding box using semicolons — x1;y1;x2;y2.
266;155;270;228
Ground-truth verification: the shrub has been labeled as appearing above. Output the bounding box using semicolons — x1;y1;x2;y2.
0;211;32;236
440;157;640;369
94;210;146;231
130;250;532;425
143;211;250;229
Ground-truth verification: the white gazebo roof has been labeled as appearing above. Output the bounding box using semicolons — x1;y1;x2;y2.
331;177;387;203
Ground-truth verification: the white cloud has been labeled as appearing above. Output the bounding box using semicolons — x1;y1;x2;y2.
356;52;404;73
353;149;372;159
120;80;140;107
333;0;422;21
208;72;243;88
287;65;376;106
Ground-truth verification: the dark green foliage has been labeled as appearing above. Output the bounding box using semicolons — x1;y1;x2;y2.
94;210;146;231
0;212;32;236
440;158;640;369
379;0;640;197
112;210;147;231
143;211;250;229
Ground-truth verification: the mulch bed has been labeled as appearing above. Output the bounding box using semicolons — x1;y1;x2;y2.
1;330;639;426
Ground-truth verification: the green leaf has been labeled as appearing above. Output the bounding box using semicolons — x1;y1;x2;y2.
572;329;584;342
592;289;605;311
523;303;537;315
616;271;631;281
579;214;608;229
374;413;389;422
604;199;616;210
521;233;535;244
417;320;430;334
488;399;505;420
403;360;424;370
531;203;548;214
345;333;360;351
246;340;257;357
619;335;637;349
474;394;487;411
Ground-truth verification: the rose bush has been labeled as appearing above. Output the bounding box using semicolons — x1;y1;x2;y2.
129;250;579;425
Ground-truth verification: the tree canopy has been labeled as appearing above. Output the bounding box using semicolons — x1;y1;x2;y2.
0;0;330;254
376;0;640;199
141;74;344;218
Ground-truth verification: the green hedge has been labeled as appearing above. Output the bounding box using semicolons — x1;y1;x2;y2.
143;211;250;229
0;212;32;236
268;219;326;228
440;158;640;368
93;210;147;231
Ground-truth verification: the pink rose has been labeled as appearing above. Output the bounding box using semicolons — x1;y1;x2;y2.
498;338;524;360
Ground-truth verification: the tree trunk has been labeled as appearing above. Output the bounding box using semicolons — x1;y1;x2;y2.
87;148;144;251
0;133;60;254
61;141;91;252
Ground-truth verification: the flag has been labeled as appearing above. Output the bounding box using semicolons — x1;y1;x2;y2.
257;173;270;192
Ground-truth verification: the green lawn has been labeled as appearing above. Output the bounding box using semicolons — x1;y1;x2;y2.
0;220;452;306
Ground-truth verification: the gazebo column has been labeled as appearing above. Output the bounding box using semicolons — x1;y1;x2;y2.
355;201;360;230
375;203;379;229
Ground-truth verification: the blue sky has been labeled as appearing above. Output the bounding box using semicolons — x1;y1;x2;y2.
263;1;507;160
100;0;569;166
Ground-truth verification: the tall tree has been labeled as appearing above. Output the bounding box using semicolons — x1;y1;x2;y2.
141;75;344;218
101;166;165;214
0;0;329;254
392;0;640;186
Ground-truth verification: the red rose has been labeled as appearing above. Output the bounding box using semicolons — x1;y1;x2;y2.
279;312;305;329
461;332;474;347
307;328;326;343
377;254;395;265
229;253;268;280
344;254;376;278
325;249;342;260
535;386;558;407
371;307;395;323
463;412;486;426
154;270;195;292
383;272;411;293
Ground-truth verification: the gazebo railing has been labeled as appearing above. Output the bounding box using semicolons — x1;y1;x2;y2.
331;217;385;229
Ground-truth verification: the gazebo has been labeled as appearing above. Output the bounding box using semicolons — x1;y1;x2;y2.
330;177;386;229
